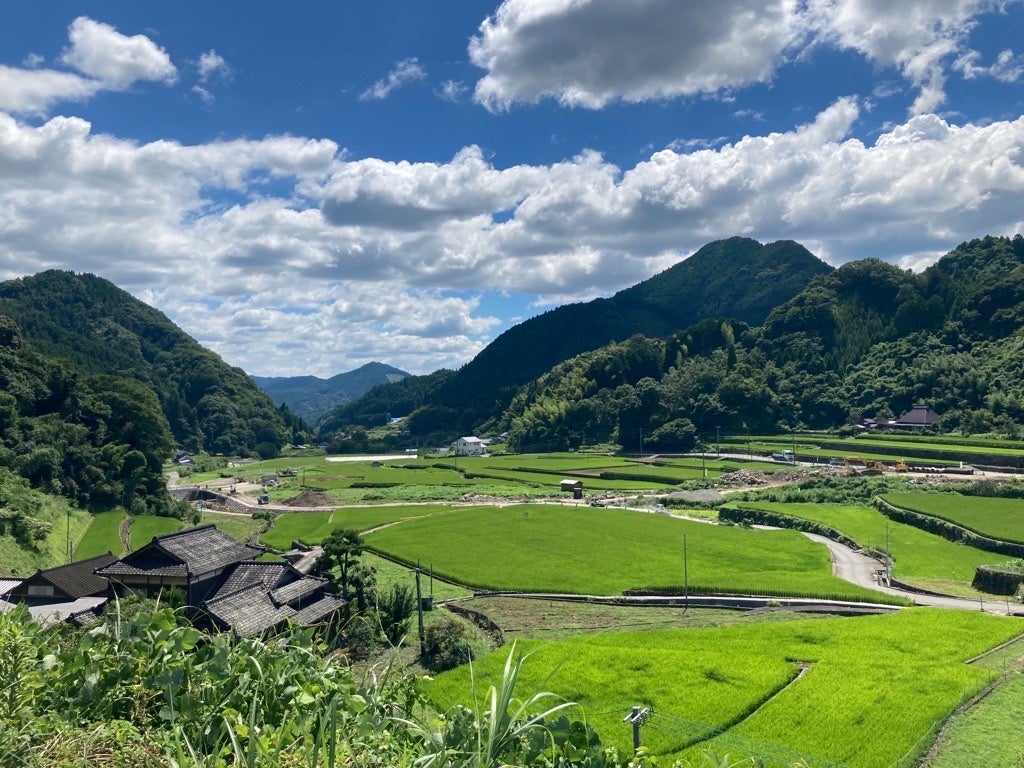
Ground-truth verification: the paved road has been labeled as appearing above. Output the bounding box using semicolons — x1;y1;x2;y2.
803;532;1024;616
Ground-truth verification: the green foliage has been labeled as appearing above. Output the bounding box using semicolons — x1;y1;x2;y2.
421;615;477;672
320;528;364;594
377;582;416;645
0;270;288;458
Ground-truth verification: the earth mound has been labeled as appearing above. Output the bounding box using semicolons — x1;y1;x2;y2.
282;490;335;507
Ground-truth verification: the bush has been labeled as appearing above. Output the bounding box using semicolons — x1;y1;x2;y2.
422;616;476;672
377;583;416;646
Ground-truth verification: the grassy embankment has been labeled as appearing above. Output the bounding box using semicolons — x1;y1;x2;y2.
426;609;1024;767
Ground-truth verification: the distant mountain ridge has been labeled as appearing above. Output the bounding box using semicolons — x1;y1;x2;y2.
253;362;409;423
331;237;832;438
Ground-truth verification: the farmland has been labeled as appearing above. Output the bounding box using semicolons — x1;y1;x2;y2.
727;501;1008;597
882;491;1024;544
363;503;895;601
426;609;1023;767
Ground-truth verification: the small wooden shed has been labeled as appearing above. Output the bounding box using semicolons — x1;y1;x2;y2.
560;479;584;499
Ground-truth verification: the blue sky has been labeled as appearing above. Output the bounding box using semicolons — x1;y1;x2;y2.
1;1;1023;377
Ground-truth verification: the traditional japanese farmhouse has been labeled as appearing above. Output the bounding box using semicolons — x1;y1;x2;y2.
96;525;344;636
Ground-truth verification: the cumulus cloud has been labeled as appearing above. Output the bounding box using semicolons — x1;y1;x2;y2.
360;57;426;101
469;0;1019;114
1;100;1023;374
192;49;231;104
0;17;176;116
60;16;177;89
470;0;804;110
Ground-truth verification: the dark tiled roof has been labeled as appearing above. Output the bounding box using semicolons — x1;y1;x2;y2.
271;575;327;605
157;525;265;576
96;525;264;580
204;585;296;637
291;594;346;625
215;562;287;596
895;405;940;426
13;553;117;599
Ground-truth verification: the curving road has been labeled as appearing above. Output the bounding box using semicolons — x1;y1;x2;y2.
803;532;1024;616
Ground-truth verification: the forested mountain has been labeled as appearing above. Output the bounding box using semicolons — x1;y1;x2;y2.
499;234;1024;451
0;271;288;457
330;237;831;443
0;314;176;515
253;362;409;423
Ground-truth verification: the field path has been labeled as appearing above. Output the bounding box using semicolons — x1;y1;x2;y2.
803;532;1023;616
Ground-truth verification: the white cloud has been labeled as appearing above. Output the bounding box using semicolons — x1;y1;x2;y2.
469;0;1021;114
60;16;177;90
438;79;468;101
955;47;1024;82
360;57;426;101
0;17;177;116
197;49;231;82
0;65;101;115
470;0;804;110
1;100;1023;375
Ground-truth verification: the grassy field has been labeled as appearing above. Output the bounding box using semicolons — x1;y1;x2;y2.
733;501;1007;597
0;509;93;578
882;491;1024;544
259;505;456;550
185;452;759;505
364;503;897;602
198;510;269;544
927;671;1024;768
425;609;1023;767
128;515;182;549
74;510;127;559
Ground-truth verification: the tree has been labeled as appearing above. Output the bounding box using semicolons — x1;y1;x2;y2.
320;529;364;595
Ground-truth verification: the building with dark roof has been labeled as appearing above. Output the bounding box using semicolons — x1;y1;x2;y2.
96;524;266;605
96;524;345;637
893;404;941;430
8;553;117;602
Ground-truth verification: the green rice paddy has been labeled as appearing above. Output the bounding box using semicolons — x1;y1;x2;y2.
364;503;894;601
426;609;1024;767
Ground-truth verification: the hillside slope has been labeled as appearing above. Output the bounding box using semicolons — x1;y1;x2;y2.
0;270;287;456
363;237;832;440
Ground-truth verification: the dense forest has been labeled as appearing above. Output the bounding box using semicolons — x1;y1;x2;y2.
0;314;177;515
324;235;1024;450
0;271;291;457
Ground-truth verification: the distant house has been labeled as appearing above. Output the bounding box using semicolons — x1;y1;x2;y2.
9;553;116;601
96;525;345;637
0;553;118;626
174;451;193;465
454;436;486;456
893;404;941;431
560;479;584;499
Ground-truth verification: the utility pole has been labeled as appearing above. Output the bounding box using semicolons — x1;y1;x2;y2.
682;534;688;614
624;706;650;753
715;425;720;457
415;561;425;656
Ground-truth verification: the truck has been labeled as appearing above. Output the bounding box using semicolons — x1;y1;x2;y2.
772;450;796;463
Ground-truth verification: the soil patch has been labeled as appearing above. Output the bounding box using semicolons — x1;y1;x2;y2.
282;490;335;507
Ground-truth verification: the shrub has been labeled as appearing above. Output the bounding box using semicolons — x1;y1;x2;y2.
377;583;416;646
422;616;476;672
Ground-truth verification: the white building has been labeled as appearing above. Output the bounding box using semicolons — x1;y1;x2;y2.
453;436;486;456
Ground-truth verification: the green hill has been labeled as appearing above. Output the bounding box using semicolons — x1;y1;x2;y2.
253;362;409;423
497;234;1024;450
331;237;832;443
0;270;288;457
